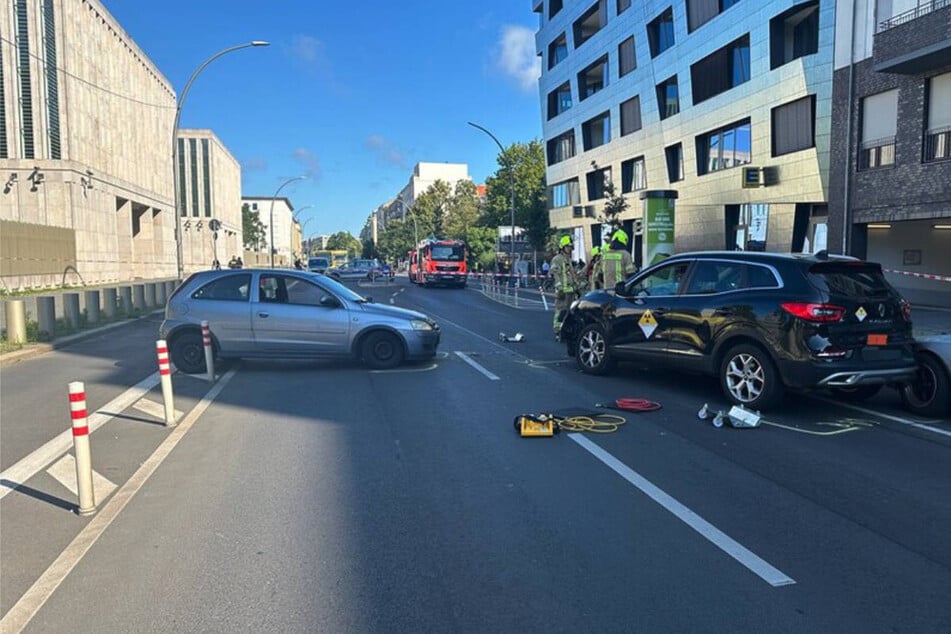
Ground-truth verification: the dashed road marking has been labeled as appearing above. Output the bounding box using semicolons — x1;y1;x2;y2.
454;351;500;381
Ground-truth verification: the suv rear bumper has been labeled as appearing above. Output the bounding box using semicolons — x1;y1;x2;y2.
778;359;917;389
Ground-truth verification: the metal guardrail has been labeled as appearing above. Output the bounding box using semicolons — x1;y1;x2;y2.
878;0;950;32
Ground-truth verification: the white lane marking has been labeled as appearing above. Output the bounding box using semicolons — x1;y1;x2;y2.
423;310;532;361
132;398;183;421
570;434;796;588
46;454;117;501
454;351;500;381
0;367;238;634
810;396;951;439
0;372;161;500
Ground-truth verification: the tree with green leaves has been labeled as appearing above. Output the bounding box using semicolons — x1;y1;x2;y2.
482;140;549;254
599;173;628;233
326;231;363;258
242;203;266;250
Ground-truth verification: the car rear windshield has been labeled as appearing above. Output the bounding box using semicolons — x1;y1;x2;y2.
807;262;891;297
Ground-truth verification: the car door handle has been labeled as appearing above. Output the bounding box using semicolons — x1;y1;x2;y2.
257;311;270;318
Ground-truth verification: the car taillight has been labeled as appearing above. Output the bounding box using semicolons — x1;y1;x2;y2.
780;302;846;323
900;300;912;322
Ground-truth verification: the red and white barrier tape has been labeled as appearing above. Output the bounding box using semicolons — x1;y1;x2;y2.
883;268;951;283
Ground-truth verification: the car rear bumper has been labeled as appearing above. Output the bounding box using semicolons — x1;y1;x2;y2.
778;358;917;389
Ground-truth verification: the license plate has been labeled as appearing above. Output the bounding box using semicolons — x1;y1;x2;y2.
867;334;888;346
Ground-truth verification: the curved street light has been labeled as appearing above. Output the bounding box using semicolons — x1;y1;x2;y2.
468;121;516;270
270;176;308;268
172;41;269;279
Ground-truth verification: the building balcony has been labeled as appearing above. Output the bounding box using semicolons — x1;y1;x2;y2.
873;1;951;74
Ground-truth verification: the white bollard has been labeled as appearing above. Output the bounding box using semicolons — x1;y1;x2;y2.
156;340;176;427
201;321;215;382
68;382;97;516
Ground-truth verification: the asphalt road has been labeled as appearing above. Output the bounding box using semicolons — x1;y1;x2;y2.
2;277;949;633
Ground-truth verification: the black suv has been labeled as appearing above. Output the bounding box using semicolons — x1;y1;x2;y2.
560;251;917;410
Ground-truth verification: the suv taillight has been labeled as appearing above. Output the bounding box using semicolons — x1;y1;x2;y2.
900;300;912;322
780;302;846;323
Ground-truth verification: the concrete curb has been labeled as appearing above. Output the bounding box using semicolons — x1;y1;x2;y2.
0;309;164;368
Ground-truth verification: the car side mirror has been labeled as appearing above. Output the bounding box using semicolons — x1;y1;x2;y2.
615;281;627;295
364;296;374;303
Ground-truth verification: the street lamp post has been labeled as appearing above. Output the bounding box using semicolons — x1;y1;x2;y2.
468;121;516;272
172;41;268;280
269;176;307;268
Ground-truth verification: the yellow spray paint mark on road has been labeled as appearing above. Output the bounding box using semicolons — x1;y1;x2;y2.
761;417;875;436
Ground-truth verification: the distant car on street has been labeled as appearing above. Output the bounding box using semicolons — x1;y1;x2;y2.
560;250;918;410
899;334;951;417
307;256;330;274
327;258;380;281
160;269;440;373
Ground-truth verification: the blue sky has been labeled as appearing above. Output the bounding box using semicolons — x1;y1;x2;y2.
103;0;543;239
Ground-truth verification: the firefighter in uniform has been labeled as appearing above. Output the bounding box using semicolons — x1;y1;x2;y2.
585;246;602;290
597;229;637;291
551;235;581;339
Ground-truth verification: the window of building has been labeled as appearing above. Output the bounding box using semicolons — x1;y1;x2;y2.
586;166;611;200
550;0;564;19
201;139;212;217
621;156;647;192
574;1;608;48
687;0;742;32
15;0;35;159
617;0;632;14
578;55;609;100
772;95;815;156
177;138;188;216
859;89;897;170
697;119;752;174
550;178;581;209
547;129;576;164
620;95;642;136
770;1;819;70
582;111;611;150
648;7;675;58
618;36;637;77
548;33;568;70
189;138;200;217
665;143;684;182
925;72;951;162
0;42;7;158
547;82;573;120
656;76;680;120
42;0;61;159
690;35;750;105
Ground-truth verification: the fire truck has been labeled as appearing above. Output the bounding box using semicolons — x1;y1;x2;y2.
408;239;468;288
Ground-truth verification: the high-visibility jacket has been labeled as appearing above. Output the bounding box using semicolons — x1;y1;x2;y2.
598;249;635;288
550;253;578;294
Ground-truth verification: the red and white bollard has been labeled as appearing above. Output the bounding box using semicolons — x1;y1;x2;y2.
156;339;176;427
68;382;97;516
201;320;215;382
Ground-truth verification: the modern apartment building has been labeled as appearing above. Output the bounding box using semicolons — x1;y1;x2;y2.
0;0;177;288
534;0;835;265
177;129;242;273
829;0;951;307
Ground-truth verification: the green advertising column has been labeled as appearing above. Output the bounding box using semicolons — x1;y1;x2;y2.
639;190;678;268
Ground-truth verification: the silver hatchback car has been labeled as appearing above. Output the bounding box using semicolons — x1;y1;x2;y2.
160;269;440;373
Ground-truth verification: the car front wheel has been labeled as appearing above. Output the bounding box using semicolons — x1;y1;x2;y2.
170;331;206;374
719;344;782;410
900;352;951;417
575;324;615;375
362;331;405;370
